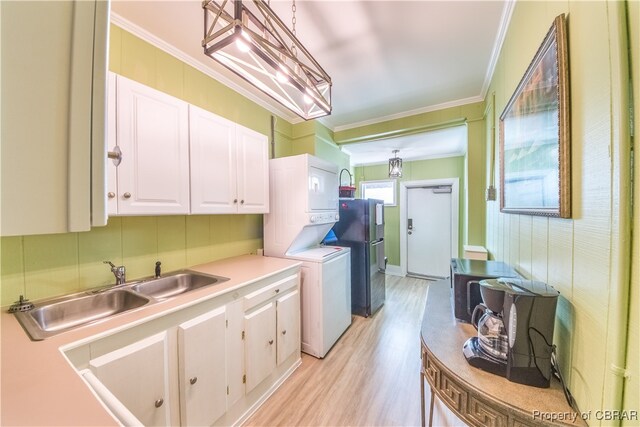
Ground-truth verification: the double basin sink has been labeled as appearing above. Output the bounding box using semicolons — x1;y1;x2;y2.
13;271;229;341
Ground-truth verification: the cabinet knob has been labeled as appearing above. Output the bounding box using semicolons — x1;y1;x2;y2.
233;199;238;204
268;340;274;345
155;398;164;408
107;192;115;199
275;289;280;294
240;200;245;204
189;376;198;385
282;330;287;335
123;192;131;199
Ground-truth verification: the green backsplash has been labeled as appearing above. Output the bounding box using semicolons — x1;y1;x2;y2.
1;216;262;306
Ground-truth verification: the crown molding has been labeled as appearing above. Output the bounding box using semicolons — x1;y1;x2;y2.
480;0;516;99
110;12;302;125
333;95;483;133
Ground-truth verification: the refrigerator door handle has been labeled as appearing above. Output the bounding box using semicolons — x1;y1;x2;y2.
371;239;384;247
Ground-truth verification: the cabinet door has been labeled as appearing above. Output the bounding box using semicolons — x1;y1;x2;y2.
236;126;269;213
117;76;190;214
189;105;238;214
276;289;300;365
106;72;118;216
226;300;246;407
1;0;108;236
245;302;276;392
178;306;227;426
89;332;172;426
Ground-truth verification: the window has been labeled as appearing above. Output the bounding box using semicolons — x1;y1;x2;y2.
361;180;396;206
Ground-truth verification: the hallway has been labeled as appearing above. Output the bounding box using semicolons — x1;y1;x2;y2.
246;275;431;426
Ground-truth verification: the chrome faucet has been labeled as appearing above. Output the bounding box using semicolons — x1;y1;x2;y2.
103;261;126;285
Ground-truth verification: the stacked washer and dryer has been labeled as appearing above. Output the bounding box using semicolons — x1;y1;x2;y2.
264;154;352;358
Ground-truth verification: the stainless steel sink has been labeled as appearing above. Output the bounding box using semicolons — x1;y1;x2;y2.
15;289;150;341
130;271;229;300
11;270;229;340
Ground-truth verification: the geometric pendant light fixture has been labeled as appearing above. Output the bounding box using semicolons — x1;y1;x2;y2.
202;0;332;120
388;150;403;178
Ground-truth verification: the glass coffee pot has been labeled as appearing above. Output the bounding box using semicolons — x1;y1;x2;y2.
471;303;509;361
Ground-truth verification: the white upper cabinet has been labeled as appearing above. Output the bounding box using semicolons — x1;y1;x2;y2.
236;125;270;214
115;75;190;215
189;105;238;214
0;0;109;236
189;105;269;214
106;76;269;216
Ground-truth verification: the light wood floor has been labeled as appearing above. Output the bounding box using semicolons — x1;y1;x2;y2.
245;275;431;426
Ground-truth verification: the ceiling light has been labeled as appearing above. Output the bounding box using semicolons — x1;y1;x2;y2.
389;150;403;178
202;0;332;120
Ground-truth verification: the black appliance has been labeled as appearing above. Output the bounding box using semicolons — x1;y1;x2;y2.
450;258;519;323
332;198;385;317
463;278;560;388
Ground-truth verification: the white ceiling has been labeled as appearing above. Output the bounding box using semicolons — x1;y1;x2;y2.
110;0;511;132
342;125;467;166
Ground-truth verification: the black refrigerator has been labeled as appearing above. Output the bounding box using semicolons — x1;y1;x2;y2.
332;198;386;317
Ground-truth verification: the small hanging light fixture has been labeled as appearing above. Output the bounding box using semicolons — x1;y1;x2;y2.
202;0;332;120
388;150;403;178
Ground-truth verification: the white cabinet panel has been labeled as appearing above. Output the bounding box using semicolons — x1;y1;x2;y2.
226;300;246;407
178;306;227;426
189;105;269;214
89;331;172;427
116;76;190;214
276;289;300;365
107;72;118;216
245;302;276;392
189;105;237;214
236;126;270;213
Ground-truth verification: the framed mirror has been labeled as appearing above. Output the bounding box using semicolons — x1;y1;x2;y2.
499;14;571;218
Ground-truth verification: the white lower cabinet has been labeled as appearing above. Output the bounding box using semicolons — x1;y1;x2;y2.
177;306;227;426
276;289;300;365
89;332;173;426
243;275;300;392
78;270;300;427
245;302;277;392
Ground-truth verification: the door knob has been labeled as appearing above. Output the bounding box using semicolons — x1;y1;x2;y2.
155;398;164;408
123;192;131;199
189;376;198;385
240;200;245;204
233;199;238;204
268;340;274;345
282;330;287;335
408;230;413;235
107;192;115;199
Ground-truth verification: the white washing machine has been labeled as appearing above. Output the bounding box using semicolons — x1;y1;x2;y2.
264;154;352;358
285;246;351;358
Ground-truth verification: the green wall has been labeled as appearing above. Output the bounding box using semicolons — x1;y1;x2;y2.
484;1;635;420
337;101;486;260
0;25;295;307
354;156;466;266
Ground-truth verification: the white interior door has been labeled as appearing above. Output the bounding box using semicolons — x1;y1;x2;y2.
407;187;452;278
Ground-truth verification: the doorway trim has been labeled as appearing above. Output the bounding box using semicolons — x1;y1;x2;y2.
399;178;459;277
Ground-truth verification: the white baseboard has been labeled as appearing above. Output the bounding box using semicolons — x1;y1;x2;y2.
385;264;404;277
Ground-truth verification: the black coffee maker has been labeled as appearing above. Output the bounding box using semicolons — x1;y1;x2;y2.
463;277;560;388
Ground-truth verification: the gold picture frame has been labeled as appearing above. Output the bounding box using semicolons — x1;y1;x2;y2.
499;14;571;218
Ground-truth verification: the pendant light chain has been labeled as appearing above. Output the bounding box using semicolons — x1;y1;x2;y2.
291;0;297;57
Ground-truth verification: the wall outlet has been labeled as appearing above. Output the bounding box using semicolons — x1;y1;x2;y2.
485;186;497;201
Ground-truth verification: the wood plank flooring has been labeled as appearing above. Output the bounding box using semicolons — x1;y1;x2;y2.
245;275;431;426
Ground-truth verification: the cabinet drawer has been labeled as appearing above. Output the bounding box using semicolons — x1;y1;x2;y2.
244;275;298;310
